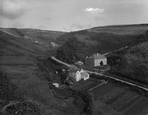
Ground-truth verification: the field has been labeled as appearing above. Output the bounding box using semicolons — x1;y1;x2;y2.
89;83;118;100
89;82;148;115
124;98;148;115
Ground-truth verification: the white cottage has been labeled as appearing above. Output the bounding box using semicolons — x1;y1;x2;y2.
69;68;89;82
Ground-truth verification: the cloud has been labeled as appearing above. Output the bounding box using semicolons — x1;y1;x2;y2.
43;17;51;24
62;26;70;32
84;8;104;14
44;17;51;20
94;16;104;21
37;25;48;29
71;23;84;29
12;22;24;28
71;23;92;29
0;0;27;19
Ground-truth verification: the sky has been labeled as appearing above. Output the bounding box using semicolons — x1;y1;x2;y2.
0;0;148;31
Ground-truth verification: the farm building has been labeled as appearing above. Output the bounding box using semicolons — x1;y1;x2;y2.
69;68;89;82
74;61;84;66
85;53;107;67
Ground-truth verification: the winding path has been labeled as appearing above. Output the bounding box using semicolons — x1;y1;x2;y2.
51;56;72;67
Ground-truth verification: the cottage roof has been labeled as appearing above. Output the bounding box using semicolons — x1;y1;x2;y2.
69;66;80;73
81;71;89;76
88;53;106;59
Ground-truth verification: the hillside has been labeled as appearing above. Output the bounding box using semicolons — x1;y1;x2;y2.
87;24;148;35
0;28;81;115
0;28;65;49
56;24;148;63
57;24;148;43
115;40;148;83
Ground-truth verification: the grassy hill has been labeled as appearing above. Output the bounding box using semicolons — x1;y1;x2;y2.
56;24;148;63
0;28;81;115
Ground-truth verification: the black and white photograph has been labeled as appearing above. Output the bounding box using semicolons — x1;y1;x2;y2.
0;0;148;115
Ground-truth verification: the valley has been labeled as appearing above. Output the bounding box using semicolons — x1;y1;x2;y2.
0;24;148;115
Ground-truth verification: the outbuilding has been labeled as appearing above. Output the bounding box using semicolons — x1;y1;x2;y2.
85;53;107;67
